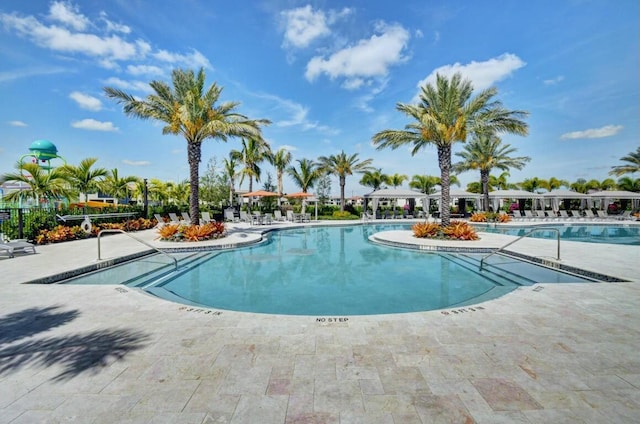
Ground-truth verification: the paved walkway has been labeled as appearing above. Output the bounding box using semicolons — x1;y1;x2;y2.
0;220;639;423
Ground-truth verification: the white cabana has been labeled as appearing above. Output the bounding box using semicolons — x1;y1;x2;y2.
363;188;425;214
589;190;640;211
427;189;482;214
488;189;543;212
541;189;589;212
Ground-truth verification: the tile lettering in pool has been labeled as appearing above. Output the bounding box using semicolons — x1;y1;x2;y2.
441;306;485;315
316;317;349;323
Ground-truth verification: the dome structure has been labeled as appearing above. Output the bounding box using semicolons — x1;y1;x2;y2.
29;139;59;159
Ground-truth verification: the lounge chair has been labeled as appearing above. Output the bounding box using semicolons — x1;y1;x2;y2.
154;213;166;228
224;210;239;222
596;210;614;220
617;210;632;221
583;209;598;220
168;213;181;224
201;211;212;223
558;210;570;220
181;212;192;224
0;240;36;258
273;210;285;222
570;210;583;220
240;211;251;223
511;210;524;221
286;210;295;222
523;210;536;220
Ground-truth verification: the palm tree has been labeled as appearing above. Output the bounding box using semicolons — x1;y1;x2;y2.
0;162;72;205
599;178;617;191
410;174;441;194
609;146;640;176
317;151;373;211
453;132;530;210
387;173;408;188
148;178;170;204
167;180;190;205
231;136;272;193
488;171;516;190
101;168;139;206
104;67;270;224
570;178;588;194
222;155;238;206
540;176;569;192
360;168;389;191
60;158;108;204
617;176;640;192
372;72;528;225
287;158;320;193
519;177;544;193
268;148;292;206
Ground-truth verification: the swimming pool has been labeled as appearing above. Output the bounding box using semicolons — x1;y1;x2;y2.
65;224;596;315
479;224;640;245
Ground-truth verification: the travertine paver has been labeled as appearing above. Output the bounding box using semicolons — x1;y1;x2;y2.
0;221;638;423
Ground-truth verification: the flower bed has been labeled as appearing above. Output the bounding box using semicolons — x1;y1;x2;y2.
157;222;226;242
412;220;479;241
34;218;156;244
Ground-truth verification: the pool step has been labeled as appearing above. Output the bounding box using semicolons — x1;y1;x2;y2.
439;253;534;287
124;252;216;288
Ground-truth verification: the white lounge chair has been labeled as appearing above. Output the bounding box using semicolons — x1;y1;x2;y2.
273;210;285;222
570;210;584;220
583;209;598;220
201;211;212;223
168;213;181;224
558;210;570;220
154;214;166;228
0;240;36;258
224;210;238;222
286;210;295;222
181;212;192;224
240;211;251;223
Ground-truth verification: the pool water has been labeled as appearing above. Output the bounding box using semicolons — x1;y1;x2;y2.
138;224;594;315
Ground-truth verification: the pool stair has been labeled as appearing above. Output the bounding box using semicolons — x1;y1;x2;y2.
125;251;219;289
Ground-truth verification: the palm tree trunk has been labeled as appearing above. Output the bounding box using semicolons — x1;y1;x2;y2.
481;169;490;211
188;142;201;225
438;146;452;226
277;171;283;207
339;176;346;211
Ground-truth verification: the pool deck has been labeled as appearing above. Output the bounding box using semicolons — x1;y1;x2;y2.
1;219;639;423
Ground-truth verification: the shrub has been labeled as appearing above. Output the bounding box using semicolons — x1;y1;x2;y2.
496;213;512;223
157;222;226;242
470;212;487;222
412;222;440;238
442;221;479;240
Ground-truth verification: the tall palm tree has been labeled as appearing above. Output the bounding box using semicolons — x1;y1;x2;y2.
148;178;170;204
231;136;271;193
104;67;270;224
616;176;640;192
570;178;588;194
167;180;190;205
519;177;544;193
453;132;530;210
372;72;528;225
101;168;139;206
223;155;238;205
488;171;517;190
317;151;374;211
287;158;320;193
0;162;72;205
540;176;569;192
360;168;389;191
268;148;292;205
409;174;440;194
609;146;640;176
60;157;108;204
387;173;408;188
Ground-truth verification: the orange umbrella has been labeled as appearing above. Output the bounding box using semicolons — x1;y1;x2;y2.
286;191;314;198
242;190;279;197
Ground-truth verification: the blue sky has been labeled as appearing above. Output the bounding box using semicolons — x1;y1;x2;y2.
0;0;638;196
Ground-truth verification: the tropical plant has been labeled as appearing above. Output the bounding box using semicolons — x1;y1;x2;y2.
268;148;292;205
442;220;479;240
287;158;320;193
519;177;544;193
489;171;516;190
609;146;640;176
570;178;588;194
167;180;190;205
317;151;374;211
199;157;230;206
599;178;617;191
616;176;640;192
100;168;139;206
104;67;270;224
372;72;528;225
59;157;108;203
231;136;272;193
409;175;440;194
222;155;238;205
540;177;569;191
453;132;530;211
360;168;389;191
387;173;408;188
0;162;72;205
412;221;440;238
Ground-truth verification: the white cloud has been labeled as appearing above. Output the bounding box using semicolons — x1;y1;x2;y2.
560;125;623;140
126;65;164;76
48;1;90;31
8;120;27;127
122;159;150;166
103;77;151;93
281;5;330;49
69;91;102;111
543;75;565;85
305;22;410;87
71;118;118;131
416;53;526;97
278;145;298;152
99;12;130;34
153;49;211;69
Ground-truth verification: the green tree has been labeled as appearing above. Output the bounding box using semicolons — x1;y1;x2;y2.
316;174;332;206
60;157;108;204
360;168;389;191
570;178;588;194
287;158;320;193
167;180;190;205
317;151;373;211
540;176;569;191
104;67;269;224
101;168;139;206
372;72;528;225
616;176;640;192
223;155;238;206
231;136;271;193
488;171;517;190
0;162;72;205
409;175;441;195
519;177;544;193
200;157;230;207
268;148;293;205
453;132;530;210
387;173;408;188
609;146;640;176
599;178;617;191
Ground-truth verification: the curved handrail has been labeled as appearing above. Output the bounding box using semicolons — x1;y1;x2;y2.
480;227;561;271
97;229;178;272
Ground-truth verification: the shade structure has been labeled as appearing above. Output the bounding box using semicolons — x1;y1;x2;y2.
242;190;279;197
589;190;640;210
488;189;542;211
285;191;314;198
427;189;481;213
541;189;589;212
363;188;424;198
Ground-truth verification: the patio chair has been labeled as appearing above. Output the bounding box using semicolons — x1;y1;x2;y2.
273;210;285;222
523;210;536;220
240;211;251;223
558;210;570;220
225;210;239;222
153;213;166;228
583;209;598;220
168;213;181;224
570;210;584;220
201;211;212;223
596;210;615;220
617;210;632;221
286;210;295;222
181;212;192;224
0;240;36;258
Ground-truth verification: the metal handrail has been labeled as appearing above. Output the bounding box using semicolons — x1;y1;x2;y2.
480;227;561;271
97;229;178;272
